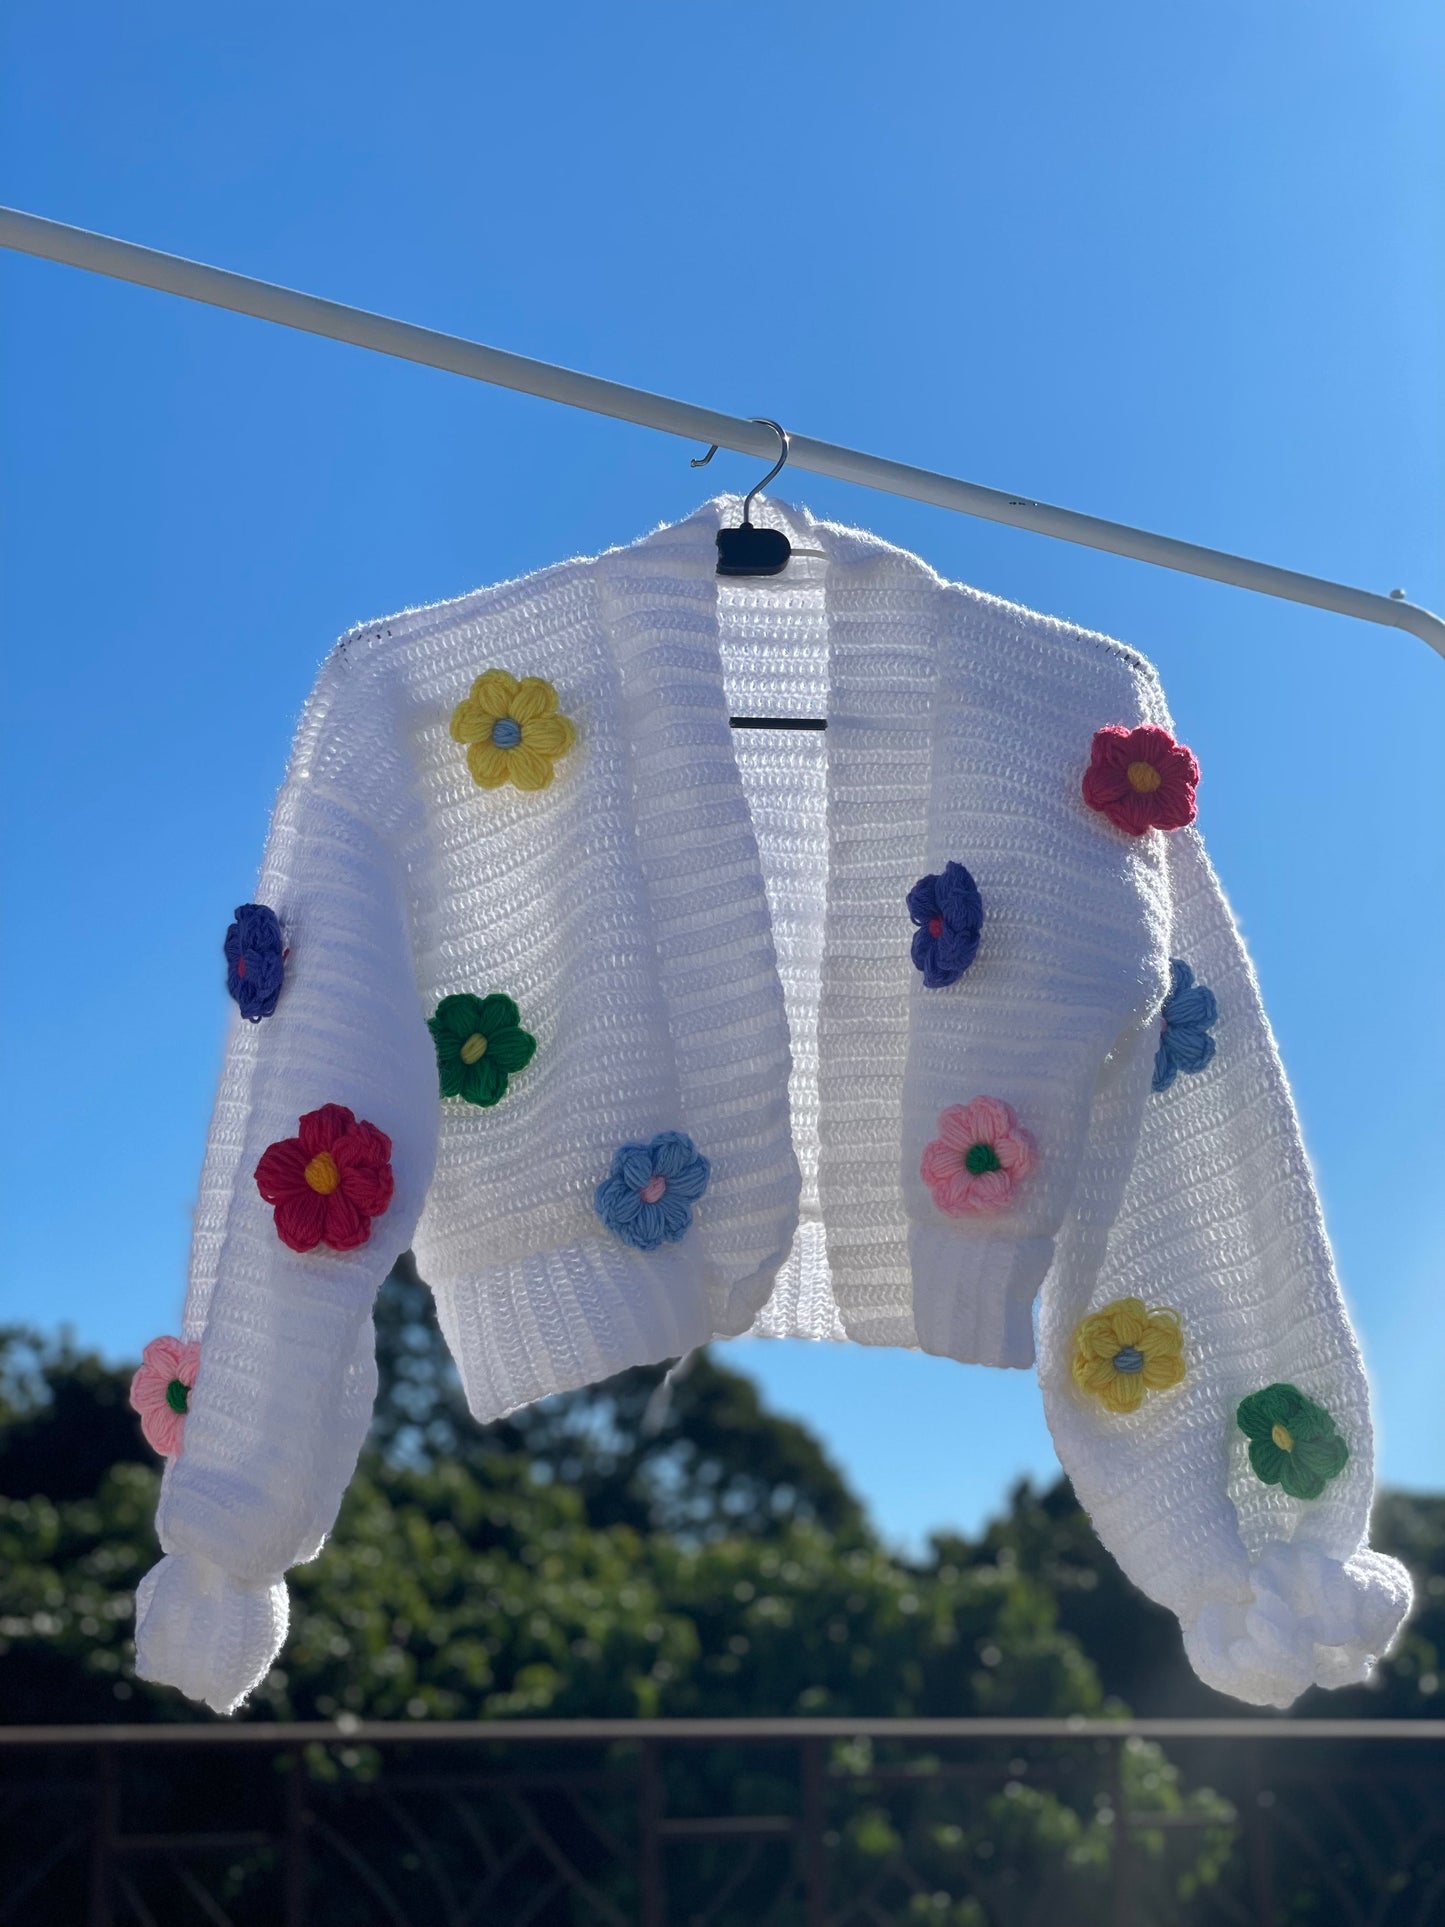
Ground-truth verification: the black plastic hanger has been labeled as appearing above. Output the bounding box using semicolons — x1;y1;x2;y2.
694;420;829;731
693;418;795;578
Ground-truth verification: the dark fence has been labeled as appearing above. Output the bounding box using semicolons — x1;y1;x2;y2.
3;1718;1444;1927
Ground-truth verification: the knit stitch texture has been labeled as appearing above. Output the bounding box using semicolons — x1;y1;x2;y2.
135;496;1409;1714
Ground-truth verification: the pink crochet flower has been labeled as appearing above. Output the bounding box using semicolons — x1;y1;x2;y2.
921;1097;1037;1217
129;1335;202;1458
1082;724;1199;836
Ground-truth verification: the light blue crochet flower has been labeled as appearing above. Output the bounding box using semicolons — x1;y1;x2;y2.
594;1130;711;1252
1153;958;1218;1093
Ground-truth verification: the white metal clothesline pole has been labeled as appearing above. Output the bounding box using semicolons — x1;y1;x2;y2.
3;204;1442;662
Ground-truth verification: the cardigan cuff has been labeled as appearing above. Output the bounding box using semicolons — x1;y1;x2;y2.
426;1234;717;1425
1182;1542;1412;1709
907;1224;1053;1368
134;1553;289;1715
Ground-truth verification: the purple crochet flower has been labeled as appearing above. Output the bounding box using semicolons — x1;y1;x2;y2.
907;861;984;988
224;903;287;1022
595;1131;711;1252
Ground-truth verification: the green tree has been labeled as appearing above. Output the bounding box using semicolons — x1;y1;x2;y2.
0;1326;150;1502
1;1286;1233;1925
0;1283;1094;1729
4;1276;1438;1923
941;1473;1445;1721
372;1255;868;1542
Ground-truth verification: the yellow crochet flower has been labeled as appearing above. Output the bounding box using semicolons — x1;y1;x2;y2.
1071;1297;1185;1414
450;669;577;791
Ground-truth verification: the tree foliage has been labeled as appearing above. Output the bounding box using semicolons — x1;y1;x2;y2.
372;1255;869;1543
0;1326;151;1502
3;1274;1441;1731
941;1470;1445;1721
0;1275;1094;1727
1;1272;1441;1922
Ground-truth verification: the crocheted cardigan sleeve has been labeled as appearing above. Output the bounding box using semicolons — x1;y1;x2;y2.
1036;822;1412;1707
135;644;440;1713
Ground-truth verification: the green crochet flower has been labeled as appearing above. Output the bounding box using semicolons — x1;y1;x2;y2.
1236;1383;1349;1501
428;992;536;1107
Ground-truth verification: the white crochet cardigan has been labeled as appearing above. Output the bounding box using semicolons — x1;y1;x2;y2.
135;496;1410;1713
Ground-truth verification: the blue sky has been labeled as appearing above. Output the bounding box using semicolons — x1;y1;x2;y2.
2;4;1441;1547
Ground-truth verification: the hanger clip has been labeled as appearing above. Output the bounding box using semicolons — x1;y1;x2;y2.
716;522;791;577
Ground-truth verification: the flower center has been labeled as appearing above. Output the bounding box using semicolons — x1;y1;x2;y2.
460;1032;489;1064
236;955;246;978
928;916;944;938
1111;1346;1145;1375
491;716;523;749
964;1141;1001;1176
304;1150;341;1195
639;1174;667;1204
1271;1422;1295;1453
165;1378;190;1415
1127;760;1162;793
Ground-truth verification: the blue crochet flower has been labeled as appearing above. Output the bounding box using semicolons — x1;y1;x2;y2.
907;861;984;988
594;1131;711;1252
224;903;287;1022
1153;958;1218;1093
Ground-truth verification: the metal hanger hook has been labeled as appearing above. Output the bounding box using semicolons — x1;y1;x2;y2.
690;418;790;525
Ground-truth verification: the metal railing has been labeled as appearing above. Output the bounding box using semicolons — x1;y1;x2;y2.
3;1717;1444;1927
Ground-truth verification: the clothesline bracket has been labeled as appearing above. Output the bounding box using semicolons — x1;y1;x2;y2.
1;204;1441;664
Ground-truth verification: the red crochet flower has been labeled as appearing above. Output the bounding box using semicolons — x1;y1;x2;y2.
1082;724;1199;836
255;1103;394;1253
